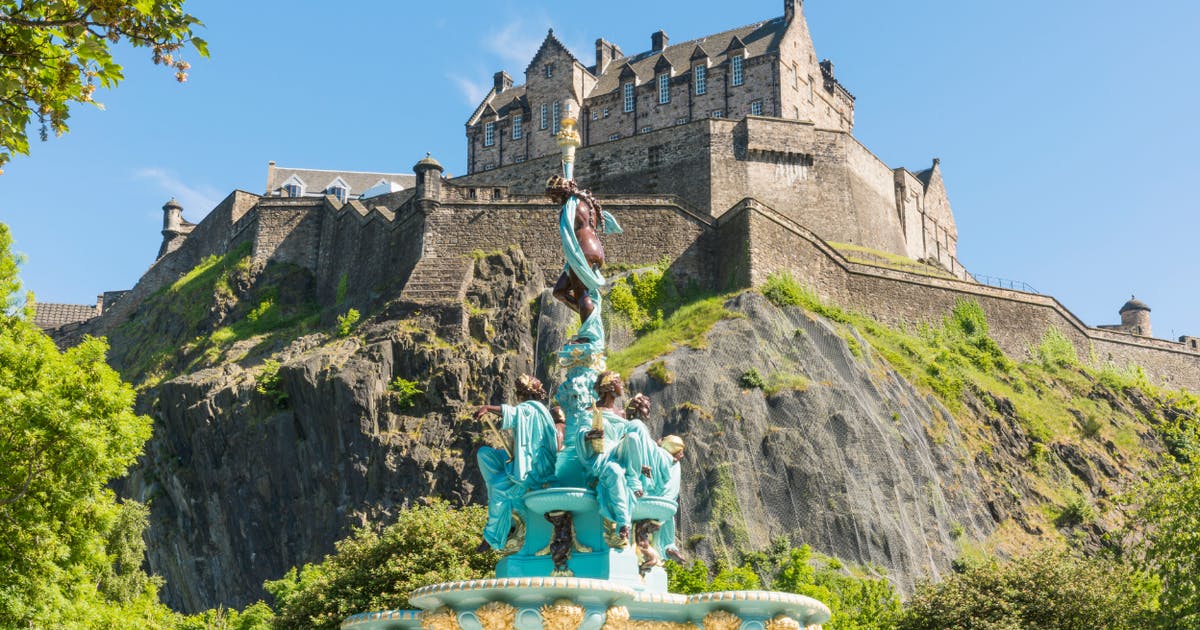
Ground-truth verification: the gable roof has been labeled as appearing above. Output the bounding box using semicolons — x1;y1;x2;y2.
589;17;786;95
524;29;585;75
267;166;415;196
33;301;98;330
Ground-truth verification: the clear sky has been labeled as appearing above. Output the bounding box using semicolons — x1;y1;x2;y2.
1;0;1197;342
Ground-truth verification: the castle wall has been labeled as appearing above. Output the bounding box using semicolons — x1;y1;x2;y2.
250;198;327;270
454;120;718;217
735;203;1200;391
420;198;713;290
313;203;425;310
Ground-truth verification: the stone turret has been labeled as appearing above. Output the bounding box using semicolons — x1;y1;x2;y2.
413;153;444;214
158;198;194;259
1119;296;1152;337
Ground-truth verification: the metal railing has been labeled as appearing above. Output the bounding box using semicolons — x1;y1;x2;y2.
973;274;1039;294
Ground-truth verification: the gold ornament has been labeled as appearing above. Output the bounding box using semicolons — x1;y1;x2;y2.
422;607;461;630
540;598;586;630
702;610;742;630
604;606;699;630
764;615;801;630
475;601;518;630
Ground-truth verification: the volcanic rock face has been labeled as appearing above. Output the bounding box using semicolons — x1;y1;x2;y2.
109;251;1118;611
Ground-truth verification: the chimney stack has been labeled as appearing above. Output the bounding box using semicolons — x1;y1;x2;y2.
493;70;513;93
651;30;668;52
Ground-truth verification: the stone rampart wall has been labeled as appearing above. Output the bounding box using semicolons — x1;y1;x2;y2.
733;201;1200;391
313;203;425;308
422;198;714;290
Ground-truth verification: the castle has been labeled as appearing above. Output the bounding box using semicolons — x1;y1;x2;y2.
34;0;1200;390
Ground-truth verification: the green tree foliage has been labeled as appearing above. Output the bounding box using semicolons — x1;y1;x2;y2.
264;501;495;630
1128;460;1200;625
0;0;207;169
667;540;900;630
0;223;174;626
898;549;1159;630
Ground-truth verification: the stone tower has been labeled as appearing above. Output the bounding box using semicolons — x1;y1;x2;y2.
158;198;192;259
413;153;444;214
1119;296;1152;337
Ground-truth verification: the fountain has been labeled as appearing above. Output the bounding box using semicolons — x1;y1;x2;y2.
342;106;831;630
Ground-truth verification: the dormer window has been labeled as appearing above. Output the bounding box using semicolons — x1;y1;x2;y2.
731;55;744;86
326;185;347;202
658;74;670;104
484;121;495;146
283;183;302;198
694;66;706;95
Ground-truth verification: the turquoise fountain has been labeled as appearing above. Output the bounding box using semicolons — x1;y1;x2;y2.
341;106;831;630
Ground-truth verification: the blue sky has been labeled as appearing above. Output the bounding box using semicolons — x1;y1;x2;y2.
1;0;1197;342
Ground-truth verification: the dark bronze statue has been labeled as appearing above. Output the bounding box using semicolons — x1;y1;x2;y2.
548;175;606;324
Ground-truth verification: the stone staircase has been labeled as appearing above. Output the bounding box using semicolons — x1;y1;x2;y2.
399;256;473;304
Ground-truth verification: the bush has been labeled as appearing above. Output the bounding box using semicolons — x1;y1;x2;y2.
265;501;495;630
740;368;766;390
389;377;423;409
256;359;288;409
1054;494;1096;528
761;272;806;308
898;549;1158;630
1036;326;1078;369
336;308;360;337
648;360;674;384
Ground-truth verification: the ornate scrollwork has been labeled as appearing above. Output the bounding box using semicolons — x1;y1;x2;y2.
540;598;586;630
764;615;801;630
421;607;461;630
702;610;742;630
475;601;518;630
603;606;698;630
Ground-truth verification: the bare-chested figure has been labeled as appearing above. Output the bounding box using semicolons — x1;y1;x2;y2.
548;175;606;323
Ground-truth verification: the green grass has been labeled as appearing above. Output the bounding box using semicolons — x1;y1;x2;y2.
607;293;739;377
828;241;958;279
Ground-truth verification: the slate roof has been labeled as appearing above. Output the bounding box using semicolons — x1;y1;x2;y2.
267;166;416;197
33;302;98;330
589;17;787;95
1120;297;1150;313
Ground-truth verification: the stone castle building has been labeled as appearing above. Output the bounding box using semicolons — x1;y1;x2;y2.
35;0;1200;390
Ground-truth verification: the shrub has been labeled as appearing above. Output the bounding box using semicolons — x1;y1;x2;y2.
389;377;423;409
256;359;288;409
899;549;1158;629
761;272;805;307
1036;326;1078;369
740;368;766;390
1055;494;1096;528
648;360;675;384
336;308;360;337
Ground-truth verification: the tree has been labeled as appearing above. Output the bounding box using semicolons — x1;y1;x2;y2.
1127;460;1200;626
0;0;207;170
898;548;1159;630
264;501;496;630
0;222;174;627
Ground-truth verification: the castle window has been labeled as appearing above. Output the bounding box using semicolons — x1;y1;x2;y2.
731;55;744;86
603;107;610;118
676;117;687;125
540;104;548;130
512;115;522;139
808;77;814;103
484;121;495;146
592;111;599;120
515;155;526;163
326;185;347;202
641;126;652;134
623;83;634;112
283;183;302;197
544;64;554;78
552;101;560;134
694;65;706;95
750;100;763;116
608;133;620;141
468;188;477;199
711;109;724;118
792;62;799;89
658;74;670;104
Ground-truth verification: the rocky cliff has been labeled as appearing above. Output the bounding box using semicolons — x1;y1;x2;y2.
94;247;1171;612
